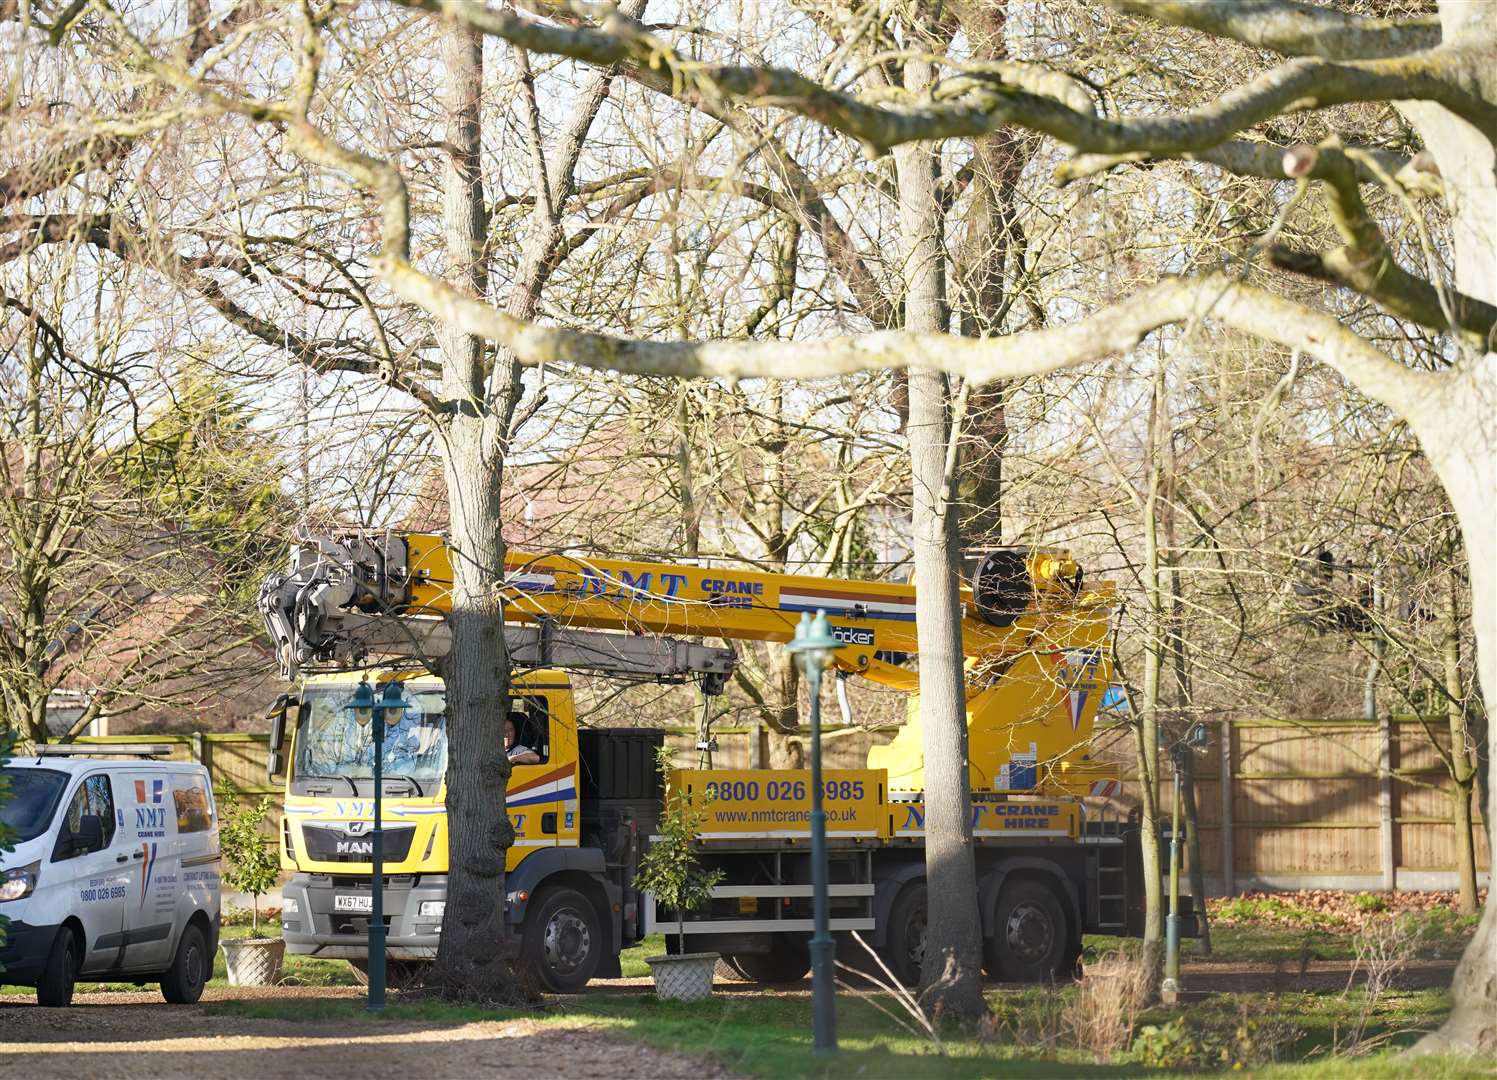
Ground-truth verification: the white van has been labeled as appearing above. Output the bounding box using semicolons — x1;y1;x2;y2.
0;749;222;1006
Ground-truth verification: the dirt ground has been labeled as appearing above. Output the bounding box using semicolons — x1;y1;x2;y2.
0;986;737;1079
0;957;1458;1078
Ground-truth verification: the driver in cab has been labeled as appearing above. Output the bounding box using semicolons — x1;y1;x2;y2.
505;716;540;765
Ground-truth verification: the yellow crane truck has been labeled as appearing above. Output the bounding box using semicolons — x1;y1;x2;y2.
258;531;1149;991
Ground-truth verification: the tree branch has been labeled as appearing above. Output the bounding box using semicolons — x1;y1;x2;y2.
1270;140;1497;348
395;0;1497;152
376;260;1439;416
1105;0;1442;61
1056;139;1442;197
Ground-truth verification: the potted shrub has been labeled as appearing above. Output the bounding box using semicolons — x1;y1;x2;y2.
217;785;285;986
636;754;723;1002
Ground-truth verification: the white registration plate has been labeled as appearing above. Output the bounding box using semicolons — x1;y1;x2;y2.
334;894;372;913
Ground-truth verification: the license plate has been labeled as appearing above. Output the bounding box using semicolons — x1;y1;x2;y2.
334;894;372;913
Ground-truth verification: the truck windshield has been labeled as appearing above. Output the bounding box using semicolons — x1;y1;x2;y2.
294;684;448;786
0;767;70;843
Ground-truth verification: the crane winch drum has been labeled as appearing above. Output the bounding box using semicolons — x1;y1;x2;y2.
969;549;1083;628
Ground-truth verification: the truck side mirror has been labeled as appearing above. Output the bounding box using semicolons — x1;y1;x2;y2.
266;694;299;781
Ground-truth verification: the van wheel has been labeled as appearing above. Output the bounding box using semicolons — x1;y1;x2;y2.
882;882;928;987
520;886;601;993
161;924;209;1004
728;936;810;984
36;926;80;1007
983;878;1071;983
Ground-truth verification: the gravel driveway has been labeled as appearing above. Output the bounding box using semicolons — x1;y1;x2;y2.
0;987;737;1079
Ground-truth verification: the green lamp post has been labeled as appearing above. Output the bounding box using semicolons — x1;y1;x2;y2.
345;678;407;1012
1163;720;1212;1004
786;610;840;1056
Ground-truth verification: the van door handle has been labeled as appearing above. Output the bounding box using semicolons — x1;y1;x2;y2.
131;851;144;860
116;854;129;863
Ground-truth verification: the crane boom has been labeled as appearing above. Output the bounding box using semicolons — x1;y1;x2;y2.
258;529;1120;796
259;529;1112;676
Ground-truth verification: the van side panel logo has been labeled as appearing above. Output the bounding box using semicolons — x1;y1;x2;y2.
134;779;168;835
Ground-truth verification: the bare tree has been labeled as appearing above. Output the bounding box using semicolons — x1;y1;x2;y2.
12;0;1497;1043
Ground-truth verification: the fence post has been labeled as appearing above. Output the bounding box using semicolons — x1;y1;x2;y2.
190;731;210;781
1219;718;1235;896
1379;715;1396;891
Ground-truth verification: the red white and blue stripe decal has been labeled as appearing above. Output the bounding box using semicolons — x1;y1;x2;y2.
506;763;576;808
778;584;916;623
138;842;158;906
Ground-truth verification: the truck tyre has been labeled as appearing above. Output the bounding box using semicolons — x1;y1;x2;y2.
882;882;928;987
728;936;810;984
984;878;1071;983
36;926;80;1007
346;958;432;991
161;923;209;1004
520;886;601;993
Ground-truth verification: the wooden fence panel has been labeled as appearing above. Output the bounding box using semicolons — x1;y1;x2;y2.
66;715;1489;890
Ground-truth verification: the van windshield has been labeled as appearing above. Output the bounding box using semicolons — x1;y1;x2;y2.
293;684;448;786
0;768;70;843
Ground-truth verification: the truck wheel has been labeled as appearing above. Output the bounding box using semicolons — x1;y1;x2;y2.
36;926;80;1007
161;924;209;1004
520;886;601;993
882;883;927;987
346;958;432;991
984;878;1071;983
728;936;810;984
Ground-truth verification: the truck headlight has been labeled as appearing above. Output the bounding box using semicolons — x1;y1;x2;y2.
0;861;39;902
418;901;445;918
281;896;300;914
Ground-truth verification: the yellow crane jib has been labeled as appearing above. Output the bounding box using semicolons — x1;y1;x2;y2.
258;531;1118;797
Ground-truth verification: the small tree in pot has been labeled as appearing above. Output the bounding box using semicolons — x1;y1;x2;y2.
636;753;723;1001
216;784;284;986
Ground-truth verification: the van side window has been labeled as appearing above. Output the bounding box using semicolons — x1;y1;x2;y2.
54;774;116;860
509;696;550;764
171;774;214;833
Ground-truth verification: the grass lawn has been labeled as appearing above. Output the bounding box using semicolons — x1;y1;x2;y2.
206;977;1484;1079
8;901;1488;1078
204;912;1490;1080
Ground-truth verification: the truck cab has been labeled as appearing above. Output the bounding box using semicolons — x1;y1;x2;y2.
275;669;653;990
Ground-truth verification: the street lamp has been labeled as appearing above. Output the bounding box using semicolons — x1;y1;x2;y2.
786;610;839;1057
345;678;406;1012
1162;720;1212;1005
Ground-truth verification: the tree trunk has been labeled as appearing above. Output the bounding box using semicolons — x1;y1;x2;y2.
428;23;525;1002
1441;569;1480;917
1164;451;1210;955
1403;4;1497;1041
951;2;1022;548
1135;366;1167;987
895;48;987;1022
1411;358;1497;1054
